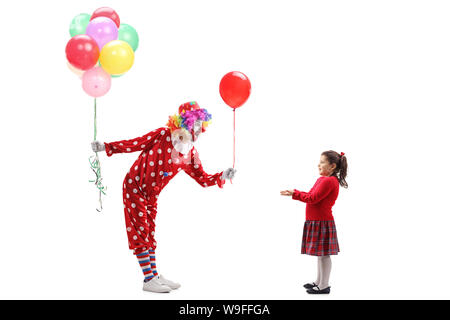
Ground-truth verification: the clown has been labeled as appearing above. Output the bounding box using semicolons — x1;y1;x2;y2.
91;101;236;293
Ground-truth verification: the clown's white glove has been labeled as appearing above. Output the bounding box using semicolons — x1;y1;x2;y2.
221;168;237;180
91;141;105;153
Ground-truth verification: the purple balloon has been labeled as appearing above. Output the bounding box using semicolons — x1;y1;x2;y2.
82;67;111;97
86;17;118;50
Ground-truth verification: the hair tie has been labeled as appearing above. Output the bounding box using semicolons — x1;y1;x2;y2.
340;152;345;156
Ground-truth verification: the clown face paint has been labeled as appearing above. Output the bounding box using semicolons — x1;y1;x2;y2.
192;120;203;142
171;128;193;154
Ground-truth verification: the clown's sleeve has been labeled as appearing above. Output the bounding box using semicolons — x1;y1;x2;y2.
183;147;225;188
104;127;166;157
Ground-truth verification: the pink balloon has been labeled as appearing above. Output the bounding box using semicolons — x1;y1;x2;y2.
86;17;118;50
82;67;111;97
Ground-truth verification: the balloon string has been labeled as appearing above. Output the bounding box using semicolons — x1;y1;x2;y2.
89;98;106;212
230;108;236;184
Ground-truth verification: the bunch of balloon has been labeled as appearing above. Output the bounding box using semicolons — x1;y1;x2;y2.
219;72;251;182
65;7;140;211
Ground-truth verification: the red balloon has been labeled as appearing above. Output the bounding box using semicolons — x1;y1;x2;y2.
65;35;100;71
91;7;120;28
219;71;251;109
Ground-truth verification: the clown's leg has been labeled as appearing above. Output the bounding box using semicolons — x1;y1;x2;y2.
145;204;181;290
123;189;170;292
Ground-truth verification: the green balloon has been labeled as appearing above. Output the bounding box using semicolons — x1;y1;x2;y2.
118;24;139;52
69;13;91;37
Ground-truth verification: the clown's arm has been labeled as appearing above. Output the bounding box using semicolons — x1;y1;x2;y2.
183;147;235;188
91;127;166;157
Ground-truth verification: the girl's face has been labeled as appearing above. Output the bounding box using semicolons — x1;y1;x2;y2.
318;155;336;176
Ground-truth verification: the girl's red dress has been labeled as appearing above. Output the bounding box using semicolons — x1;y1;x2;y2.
292;176;340;256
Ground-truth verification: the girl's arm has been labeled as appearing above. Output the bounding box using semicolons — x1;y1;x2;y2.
104;127;166;156
183;147;225;188
292;178;333;204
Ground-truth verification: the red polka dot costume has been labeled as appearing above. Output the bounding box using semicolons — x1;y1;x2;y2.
104;102;225;255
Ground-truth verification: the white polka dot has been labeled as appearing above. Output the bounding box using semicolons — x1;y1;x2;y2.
128;179;132;184
157;149;162;154
141;145;146;148
151;231;155;236
161;130;165;135
150;161;154;166
151;172;155;177
159;171;163;175
139;198;144;202
158;160;163;165
138;212;144;217
194;164;199;169
131;203;136;208
168;159;172;164
147;136;151;140
149;150;153;155
143;163;146;168
167;148;171;153
133;189;138;193
166;137;171;142
204;183;208;186
153;242;157;246
133;236;138;240
108;150;112;154
126;194;130;198
135;176;140;181
169;172;173;176
143;184;146;188
178;168;181;171
126;148;131;152
119;143;123;146
133;141;138;145
127;208;131;213
127;227;131;232
152;182;156;186
140;226;144;231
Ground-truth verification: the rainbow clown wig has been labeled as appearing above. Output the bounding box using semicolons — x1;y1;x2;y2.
167;101;212;133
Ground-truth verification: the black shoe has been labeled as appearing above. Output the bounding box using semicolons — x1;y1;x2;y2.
306;286;331;294
303;282;317;289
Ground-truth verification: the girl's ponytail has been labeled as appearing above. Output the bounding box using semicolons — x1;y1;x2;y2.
322;150;348;188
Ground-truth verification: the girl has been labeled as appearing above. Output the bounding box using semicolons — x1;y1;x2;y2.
280;150;348;294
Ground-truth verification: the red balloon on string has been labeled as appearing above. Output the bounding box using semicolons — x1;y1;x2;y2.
91;7;120;28
219;71;251;109
65;35;100;71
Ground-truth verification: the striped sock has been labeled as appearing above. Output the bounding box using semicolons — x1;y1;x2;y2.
149;250;158;277
136;251;154;282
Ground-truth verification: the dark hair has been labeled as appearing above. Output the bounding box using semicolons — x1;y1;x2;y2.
322;150;348;188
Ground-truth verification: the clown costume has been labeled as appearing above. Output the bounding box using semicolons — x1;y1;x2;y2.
91;101;236;293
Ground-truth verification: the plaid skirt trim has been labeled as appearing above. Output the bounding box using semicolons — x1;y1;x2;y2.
301;220;340;256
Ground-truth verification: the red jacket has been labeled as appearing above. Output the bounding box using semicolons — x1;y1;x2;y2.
292;176;339;221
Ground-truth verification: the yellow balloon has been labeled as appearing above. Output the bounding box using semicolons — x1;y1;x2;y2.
99;40;135;75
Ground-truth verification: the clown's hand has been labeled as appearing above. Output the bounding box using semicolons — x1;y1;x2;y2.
221;168;237;180
91;141;105;153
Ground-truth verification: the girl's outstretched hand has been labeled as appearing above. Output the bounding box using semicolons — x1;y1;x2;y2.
280;190;294;196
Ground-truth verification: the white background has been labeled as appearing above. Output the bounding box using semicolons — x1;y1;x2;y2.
0;0;449;300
